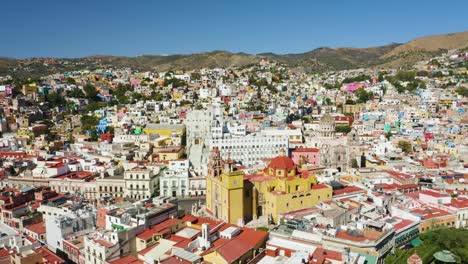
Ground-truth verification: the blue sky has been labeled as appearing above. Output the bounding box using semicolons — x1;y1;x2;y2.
1;0;467;58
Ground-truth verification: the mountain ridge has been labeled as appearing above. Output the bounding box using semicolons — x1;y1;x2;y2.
1;31;467;77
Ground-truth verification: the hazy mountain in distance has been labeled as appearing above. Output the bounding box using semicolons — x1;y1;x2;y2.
1;31;467;77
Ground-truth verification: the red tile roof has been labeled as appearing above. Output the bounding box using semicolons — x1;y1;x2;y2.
181;214;197;223
333;186;365;197
268;156;296;170
160;256;192;264
25;222;46;234
293;147;319;153
216;239;252;263
93;239;114;247
109;255;144;264
448;198;468;209
201;226;268;263
247;175;275;182
0;248;13;257
311;248;343;264
382;170;414;183
410;206;453;220
137;219;181;240
137;244;157;255
420;190;449;198
311;184;330;190
392;218;416;232
34;246;65;264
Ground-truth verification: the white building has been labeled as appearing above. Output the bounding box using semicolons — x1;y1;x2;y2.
210;133;289;167
187;102;290;168
124;167;159;200
261;127;303;146
44;208;96;252
159;159;190;197
84;232;120;264
185;103;223;173
218;84;232;96
113;134;158;144
31;161;69;178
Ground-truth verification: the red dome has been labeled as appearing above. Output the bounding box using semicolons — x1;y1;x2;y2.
269;156;296;170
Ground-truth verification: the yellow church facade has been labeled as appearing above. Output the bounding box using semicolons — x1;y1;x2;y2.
205;149;249;225
206;148;332;225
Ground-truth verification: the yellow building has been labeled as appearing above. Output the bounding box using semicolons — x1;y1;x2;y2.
143;123;184;136
143;124;185;146
343;104;365;114
206;148;248;225
135;219;183;251
250;149;332;223
153;146;185;161
206;148;333;225
172;91;184;101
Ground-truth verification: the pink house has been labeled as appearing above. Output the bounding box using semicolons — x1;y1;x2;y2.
6;86;13;95
419;190;451;205
130;81;139;87
291;147;320;166
345;82;367;93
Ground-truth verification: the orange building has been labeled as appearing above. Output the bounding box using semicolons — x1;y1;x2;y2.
410;206;457;233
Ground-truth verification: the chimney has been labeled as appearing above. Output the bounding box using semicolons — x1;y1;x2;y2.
200;223;211;249
202;223;210;242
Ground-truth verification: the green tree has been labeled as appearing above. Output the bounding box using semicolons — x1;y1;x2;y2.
66;77;76;84
395;71;416;82
83;83;98;100
80;115;99;132
455;87;468;97
164;78;187;88
385;131;392;140
67;88;85;98
323;97;333;105
266;84;278;93
131;92;147;102
398;141;412;154
85;102;106;112
377;74;384;82
355;88;373;103
385;228;468;264
342;74;371;83
113;83;133;103
336;125;352;134
255;78;269;87
351;158;359;168
150;91;164;101
46;92;66;108
191;72;201;80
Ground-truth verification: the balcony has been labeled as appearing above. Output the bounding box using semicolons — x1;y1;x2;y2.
127;188;148;191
